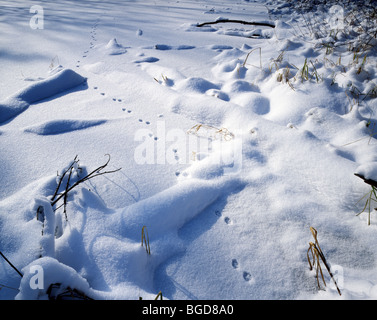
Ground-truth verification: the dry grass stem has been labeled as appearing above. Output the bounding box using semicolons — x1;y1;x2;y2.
141;226;151;255
307;227;341;296
187;124;234;141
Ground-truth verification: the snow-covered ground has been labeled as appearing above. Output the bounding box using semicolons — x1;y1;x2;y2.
1;0;377;300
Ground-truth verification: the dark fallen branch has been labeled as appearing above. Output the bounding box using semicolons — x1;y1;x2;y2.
47;283;94;300
197;19;275;28
354;173;377;189
51;155;79;202
51;154;121;208
63;166;74;221
0;283;19;292
0;251;23;278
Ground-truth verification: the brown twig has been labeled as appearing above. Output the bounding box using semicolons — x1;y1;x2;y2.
307;227;341;296
154;291;163;300
141;226;151;255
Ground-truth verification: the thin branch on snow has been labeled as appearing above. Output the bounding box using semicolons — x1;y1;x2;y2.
50;154;121;208
0;251;23;278
196;19;275;28
51;155;79;202
354;173;377;189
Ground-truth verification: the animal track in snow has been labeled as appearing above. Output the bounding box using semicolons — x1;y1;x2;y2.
243;271;252;282
76;19;99;68
206;89;230;101
231;259;253;283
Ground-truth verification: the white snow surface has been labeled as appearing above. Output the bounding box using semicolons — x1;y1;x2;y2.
1;0;377;300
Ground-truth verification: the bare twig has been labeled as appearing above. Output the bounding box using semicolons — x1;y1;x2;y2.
47;283;94;300
51;154;121;208
354;173;377;189
51;155;79;202
0;251;23;278
243;47;262;69
354;173;377;225
307;227;341;296
197;19;275;28
63;167;74;221
0;283;20;291
139;290;163;300
141;226;151;255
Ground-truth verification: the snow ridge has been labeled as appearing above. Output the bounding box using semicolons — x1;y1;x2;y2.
0;68;86;123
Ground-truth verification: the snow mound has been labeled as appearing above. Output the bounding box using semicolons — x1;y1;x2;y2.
120;178;240;240
105;38;127;55
0;68;87;123
176;77;220;94
222;80;258;93
355;162;377;181
231;92;271;115
16;257;95;300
